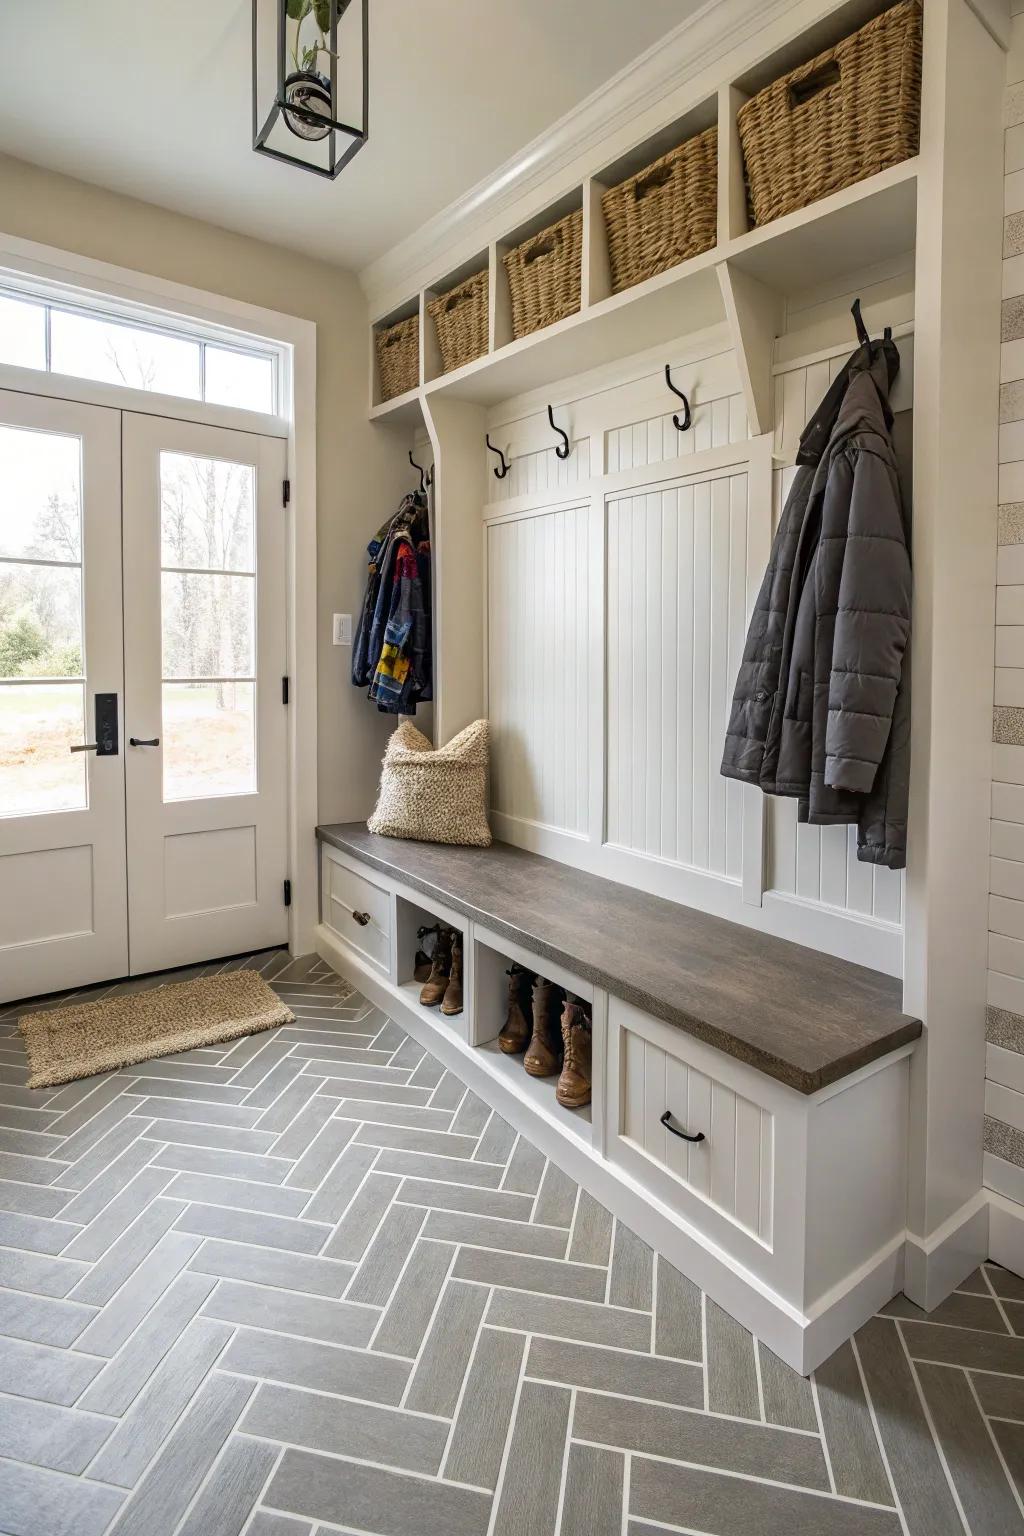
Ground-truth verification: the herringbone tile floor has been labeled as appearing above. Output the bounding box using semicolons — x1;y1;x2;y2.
1;954;1024;1535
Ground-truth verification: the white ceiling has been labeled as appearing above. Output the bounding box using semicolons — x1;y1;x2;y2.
0;0;701;274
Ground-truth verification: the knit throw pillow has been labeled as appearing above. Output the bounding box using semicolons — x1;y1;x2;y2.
368;719;491;847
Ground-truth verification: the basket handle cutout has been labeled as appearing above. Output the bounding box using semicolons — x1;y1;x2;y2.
444;291;466;312
524;234;557;264
634;162;675;201
789;58;841;108
383;331;401;349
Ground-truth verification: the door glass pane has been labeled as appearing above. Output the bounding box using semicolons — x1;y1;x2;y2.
162;681;255;801
162;571;254;679
0;425;82;560
51;310;201;399
160;453;255;571
204;348;275;415
0;682;86;816
0;296;46;371
0;565;83;678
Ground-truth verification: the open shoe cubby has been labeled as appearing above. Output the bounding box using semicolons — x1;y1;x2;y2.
471;927;596;1151
394;891;469;1039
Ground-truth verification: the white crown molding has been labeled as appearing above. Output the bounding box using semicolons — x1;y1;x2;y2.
359;0;804;315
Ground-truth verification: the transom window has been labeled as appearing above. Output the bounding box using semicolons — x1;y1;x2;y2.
0;286;279;416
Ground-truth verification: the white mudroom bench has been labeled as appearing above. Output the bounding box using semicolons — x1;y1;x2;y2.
315;823;921;1373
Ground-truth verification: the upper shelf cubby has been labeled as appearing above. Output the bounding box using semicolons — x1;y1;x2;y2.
368;0;921;420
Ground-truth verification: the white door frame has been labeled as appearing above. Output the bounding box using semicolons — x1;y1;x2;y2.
0;230;319;959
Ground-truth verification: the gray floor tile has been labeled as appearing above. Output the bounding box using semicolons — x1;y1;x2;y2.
243;1380;447;1473
446;1326;527;1490
492;1379;571;1536
489;1289;651;1350
263;1095;335;1162
139;1119;278;1155
0;1247;89;1298
882;1289;1010;1332
706;1296;759;1418
175;1434;279;1536
607;1222;653;1311
758;1340;818;1431
0;1335;104;1404
203;1277;376;1346
814;1337;893;1504
855;1316;966;1535
61;1165;175;1261
0;1178;73;1217
254;1071;325;1135
526;1336;702;1408
188;1238;354;1297
406;1279;488;1416
346;1201;426;1306
173;1202;330;1254
0;1287;95;1347
282;1117;357;1192
265;1448;491;1536
423;1208;567;1257
375;1148;504;1187
568;1190;613;1266
395;1177;533;1220
371;1236;453;1357
322;1172;401;1262
475;1112;516;1165
107;1370;255;1536
503;1136;545;1195
246;1514;312;1536
72;1231;202;1357
575;1389;828;1488
0;1392;114;1473
77;1271;216;1415
917;1360;1024;1535
69;1198;187;1304
88;1318;233;1488
354;1121;480;1159
974;1369;1024;1420
0;1456;124;1536
57;1139;161;1225
301;1141;377;1225
900;1317;1024;1372
149;1144;290;1183
629;1459;902;1535
0;1210;81;1255
164;1170;309;1217
55;1119;156;1192
533;1162;577;1227
220;1326;410;1404
454;1246;606;1301
560;1442;623;1536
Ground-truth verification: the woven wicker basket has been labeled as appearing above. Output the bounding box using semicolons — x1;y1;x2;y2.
427;270;489;375
602;127;718;294
737;0;922;229
375;314;419;401
503;208;583;341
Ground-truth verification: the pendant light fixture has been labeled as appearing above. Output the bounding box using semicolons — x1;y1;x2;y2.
252;0;368;178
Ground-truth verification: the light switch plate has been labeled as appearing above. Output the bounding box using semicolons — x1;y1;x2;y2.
333;613;352;645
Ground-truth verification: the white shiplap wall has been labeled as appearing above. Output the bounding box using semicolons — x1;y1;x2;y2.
605;472;749;882
985;11;1024;1205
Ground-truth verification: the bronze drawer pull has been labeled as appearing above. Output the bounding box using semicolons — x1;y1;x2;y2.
661;1109;705;1144
351;910;371;927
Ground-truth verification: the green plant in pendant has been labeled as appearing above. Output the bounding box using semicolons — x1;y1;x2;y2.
286;0;332;76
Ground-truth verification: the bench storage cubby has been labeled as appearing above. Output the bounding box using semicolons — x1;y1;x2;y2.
314;823;920;1374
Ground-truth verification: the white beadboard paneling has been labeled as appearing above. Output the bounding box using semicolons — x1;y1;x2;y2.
491;436;591;502
994;781;1024;823
486;504;591;835
605;473;748;879
987;1078;1024;1133
605;391;746;473
620;1025;772;1243
766;793;903;927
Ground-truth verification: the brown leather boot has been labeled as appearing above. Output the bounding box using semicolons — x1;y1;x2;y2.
441;936;463;1016
419;927;452;1007
498;964;533;1054
414;925;439;983
557;1000;592;1108
524;978;563;1078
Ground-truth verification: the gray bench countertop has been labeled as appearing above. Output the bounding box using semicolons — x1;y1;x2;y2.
317;823;921;1095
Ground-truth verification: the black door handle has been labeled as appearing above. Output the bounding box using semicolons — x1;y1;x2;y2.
351;910;371;926
661;1109;705;1143
129;737;160;747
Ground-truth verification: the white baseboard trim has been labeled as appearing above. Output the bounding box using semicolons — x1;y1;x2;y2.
903;1191;991;1312
316;922;903;1375
989;1190;1024;1276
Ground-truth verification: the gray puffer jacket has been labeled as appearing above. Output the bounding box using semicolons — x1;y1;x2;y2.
720;340;911;869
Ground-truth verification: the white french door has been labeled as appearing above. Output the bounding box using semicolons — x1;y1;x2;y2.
0;394;289;1002
122;415;287;974
0;391;129;999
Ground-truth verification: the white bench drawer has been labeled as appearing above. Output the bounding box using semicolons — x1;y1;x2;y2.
324;852;391;972
610;997;774;1249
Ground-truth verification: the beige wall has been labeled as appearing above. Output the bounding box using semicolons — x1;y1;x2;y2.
0;151;410;826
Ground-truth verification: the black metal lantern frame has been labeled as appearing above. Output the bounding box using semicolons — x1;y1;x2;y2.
252;0;368;179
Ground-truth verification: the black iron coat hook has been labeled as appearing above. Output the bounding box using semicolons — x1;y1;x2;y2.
486;434;510;480
665;363;692;432
547;405;571;460
409;450;432;493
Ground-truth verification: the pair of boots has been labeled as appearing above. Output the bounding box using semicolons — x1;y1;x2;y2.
499;965;592;1108
415;925;462;1016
